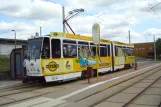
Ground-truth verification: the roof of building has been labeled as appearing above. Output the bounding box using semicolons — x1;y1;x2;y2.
0;38;27;44
133;42;154;45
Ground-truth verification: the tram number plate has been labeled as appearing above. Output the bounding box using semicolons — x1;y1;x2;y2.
52;76;58;80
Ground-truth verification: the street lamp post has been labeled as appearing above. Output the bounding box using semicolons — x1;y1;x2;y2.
12;30;16;49
153;35;156;61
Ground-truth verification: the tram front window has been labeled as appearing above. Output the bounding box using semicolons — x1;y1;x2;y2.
41;37;50;59
27;37;43;60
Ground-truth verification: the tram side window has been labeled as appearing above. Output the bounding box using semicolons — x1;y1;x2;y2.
78;42;89;58
117;46;123;56
41;37;50;59
127;48;132;56
63;40;77;58
131;48;134;56
108;45;110;56
100;44;107;57
51;39;61;58
123;48;127;56
90;43;100;57
115;46;118;56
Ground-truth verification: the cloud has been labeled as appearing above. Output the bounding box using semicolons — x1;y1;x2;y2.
143;28;161;36
0;20;59;40
0;0;160;44
66;0;128;9
65;12;139;37
0;0;62;20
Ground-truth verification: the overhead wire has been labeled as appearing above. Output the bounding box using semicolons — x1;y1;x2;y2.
144;0;161;20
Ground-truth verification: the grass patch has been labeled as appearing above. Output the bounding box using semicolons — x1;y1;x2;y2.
0;55;10;72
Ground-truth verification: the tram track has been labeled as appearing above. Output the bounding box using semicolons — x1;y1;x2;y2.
66;66;161;107
122;76;161;107
90;66;161;107
1;62;160;107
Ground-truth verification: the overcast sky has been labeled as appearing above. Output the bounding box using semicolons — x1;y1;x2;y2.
0;0;161;43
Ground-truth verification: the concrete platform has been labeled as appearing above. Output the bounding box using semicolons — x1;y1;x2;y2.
133;82;151;88
33;87;59;94
144;88;161;95
151;83;161;88
123;87;145;94
94;102;124;107
4;92;42;101
7;97;66;107
0;90;23;97
0;81;21;89
0;97;14;105
106;93;136;103
133;95;161;106
141;79;155;83
128;104;157;107
68;86;124;106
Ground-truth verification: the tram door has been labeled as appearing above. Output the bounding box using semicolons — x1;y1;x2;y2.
15;53;21;78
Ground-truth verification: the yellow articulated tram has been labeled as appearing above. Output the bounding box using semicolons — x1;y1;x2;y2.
26;32;135;82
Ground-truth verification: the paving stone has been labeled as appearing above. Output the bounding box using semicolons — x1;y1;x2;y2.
129;104;157;107
133;95;161;106
106;93;136;103
0;90;23;96
33;87;59;93
146;77;159;80
4;92;42;101
141;79;155;83
43;84;88;99
0;97;15;106
144;88;161;95
118;81;135;87
157;79;161;83
58;102;87;107
71;86;125;106
8;97;66;107
133;77;145;80
133;83;151;88
94;102;124;107
151;83;161;88
123;87;144;94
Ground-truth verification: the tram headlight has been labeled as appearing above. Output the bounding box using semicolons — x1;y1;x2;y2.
42;67;44;73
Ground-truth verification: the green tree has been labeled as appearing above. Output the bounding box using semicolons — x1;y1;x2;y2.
156;38;161;56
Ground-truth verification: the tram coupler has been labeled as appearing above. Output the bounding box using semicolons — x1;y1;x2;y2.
134;61;137;70
87;67;93;84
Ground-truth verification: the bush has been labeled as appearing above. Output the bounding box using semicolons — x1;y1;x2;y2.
0;55;10;72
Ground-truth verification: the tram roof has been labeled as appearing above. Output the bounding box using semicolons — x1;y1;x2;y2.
50;32;111;44
112;41;134;47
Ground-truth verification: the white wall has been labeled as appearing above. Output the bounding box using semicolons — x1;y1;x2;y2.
0;44;22;55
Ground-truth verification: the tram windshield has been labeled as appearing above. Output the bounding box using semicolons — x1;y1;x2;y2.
27;37;43;60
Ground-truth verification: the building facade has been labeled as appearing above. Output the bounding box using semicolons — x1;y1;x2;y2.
0;38;27;55
134;42;154;58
